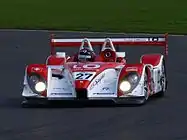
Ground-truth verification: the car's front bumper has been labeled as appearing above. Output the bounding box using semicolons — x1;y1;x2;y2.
21;96;146;107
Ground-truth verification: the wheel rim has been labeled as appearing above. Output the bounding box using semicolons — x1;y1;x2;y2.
161;63;166;92
144;74;149;100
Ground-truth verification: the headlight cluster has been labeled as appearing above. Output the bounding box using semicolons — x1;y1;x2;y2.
119;72;140;93
27;74;47;93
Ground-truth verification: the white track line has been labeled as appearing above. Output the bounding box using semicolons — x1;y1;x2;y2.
0;29;185;36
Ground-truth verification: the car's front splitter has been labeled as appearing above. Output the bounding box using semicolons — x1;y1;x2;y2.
21;96;146;107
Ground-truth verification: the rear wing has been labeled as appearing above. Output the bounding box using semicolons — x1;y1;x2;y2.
50;33;168;56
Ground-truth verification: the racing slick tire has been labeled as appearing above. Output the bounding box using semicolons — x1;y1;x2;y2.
141;72;149;105
156;59;167;97
21;97;48;108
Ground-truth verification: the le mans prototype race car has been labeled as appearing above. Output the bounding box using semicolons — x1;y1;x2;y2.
21;34;168;107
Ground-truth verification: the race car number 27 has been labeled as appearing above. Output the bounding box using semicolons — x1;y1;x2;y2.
75;72;93;80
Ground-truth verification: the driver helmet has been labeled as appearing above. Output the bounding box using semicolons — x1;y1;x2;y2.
78;48;95;62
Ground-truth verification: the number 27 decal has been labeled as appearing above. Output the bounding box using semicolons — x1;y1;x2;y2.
74;72;95;80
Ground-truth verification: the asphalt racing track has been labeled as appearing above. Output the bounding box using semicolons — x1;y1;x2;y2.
0;30;187;140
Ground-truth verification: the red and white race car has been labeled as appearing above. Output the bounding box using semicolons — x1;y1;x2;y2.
21;34;168;107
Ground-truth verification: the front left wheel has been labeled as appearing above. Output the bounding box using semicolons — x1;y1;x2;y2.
21;97;47;108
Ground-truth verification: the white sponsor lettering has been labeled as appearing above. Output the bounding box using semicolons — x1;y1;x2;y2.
50;93;72;95
126;67;138;71
93;93;115;95
73;64;100;69
90;73;105;90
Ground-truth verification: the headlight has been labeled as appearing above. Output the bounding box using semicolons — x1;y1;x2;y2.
127;73;139;84
119;72;140;93
120;81;131;92
35;82;46;92
27;74;46;93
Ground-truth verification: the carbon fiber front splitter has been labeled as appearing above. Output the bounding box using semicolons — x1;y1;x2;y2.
21;96;147;107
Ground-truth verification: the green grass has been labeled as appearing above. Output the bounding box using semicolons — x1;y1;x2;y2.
0;0;187;34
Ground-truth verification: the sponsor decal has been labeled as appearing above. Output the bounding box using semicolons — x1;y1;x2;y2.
31;67;42;72
102;87;110;91
53;87;70;91
73;64;100;69
89;73;105;90
50;93;72;95
51;68;64;79
126;67;138;71
115;65;124;69
93;93;115;95
72;65;83;70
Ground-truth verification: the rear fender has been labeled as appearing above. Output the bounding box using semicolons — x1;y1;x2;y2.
140;54;163;67
141;54;165;93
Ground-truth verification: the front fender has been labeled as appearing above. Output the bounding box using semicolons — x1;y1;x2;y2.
22;64;48;97
26;64;47;80
117;64;147;97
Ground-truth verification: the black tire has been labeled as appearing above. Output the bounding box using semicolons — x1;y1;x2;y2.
21;97;46;108
21;99;31;108
157;59;167;97
140;71;149;105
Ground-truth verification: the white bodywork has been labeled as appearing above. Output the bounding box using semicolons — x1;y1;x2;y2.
46;65;76;98
87;69;119;98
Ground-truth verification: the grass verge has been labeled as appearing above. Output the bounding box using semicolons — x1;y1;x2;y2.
0;0;187;34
